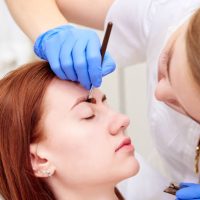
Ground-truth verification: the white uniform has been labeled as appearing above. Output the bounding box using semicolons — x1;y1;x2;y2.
105;0;200;199
118;153;174;199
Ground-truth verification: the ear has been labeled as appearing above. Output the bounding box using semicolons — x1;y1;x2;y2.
30;143;56;178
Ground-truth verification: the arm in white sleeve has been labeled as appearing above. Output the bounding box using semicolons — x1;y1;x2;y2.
5;0;114;41
105;0;153;66
118;153;174;200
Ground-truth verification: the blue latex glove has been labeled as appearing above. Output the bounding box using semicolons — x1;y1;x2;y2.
34;25;116;90
176;182;200;200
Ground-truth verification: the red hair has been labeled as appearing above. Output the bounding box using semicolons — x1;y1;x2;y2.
0;60;124;200
0;61;56;200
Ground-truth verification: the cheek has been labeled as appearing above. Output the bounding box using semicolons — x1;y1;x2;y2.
169;61;189;102
65;129;113;166
55;130;114;182
41;116;87;160
44;113;116;177
48;122;111;163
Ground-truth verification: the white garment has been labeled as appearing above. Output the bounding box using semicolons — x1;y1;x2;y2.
105;0;200;199
118;153;174;200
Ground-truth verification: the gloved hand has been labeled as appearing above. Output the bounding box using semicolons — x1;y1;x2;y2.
34;25;116;90
176;182;200;200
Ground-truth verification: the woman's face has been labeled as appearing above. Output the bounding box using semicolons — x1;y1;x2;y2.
37;78;139;187
155;20;200;123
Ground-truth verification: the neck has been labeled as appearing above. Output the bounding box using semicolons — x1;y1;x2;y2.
49;179;119;200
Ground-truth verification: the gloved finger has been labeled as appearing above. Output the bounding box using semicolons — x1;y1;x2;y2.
102;52;116;76
72;39;91;90
180;182;198;188
176;185;200;199
86;36;102;87
59;37;78;81
175;199;200;200
44;36;67;80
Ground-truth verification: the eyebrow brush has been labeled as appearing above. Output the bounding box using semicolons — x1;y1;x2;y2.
164;183;180;196
87;22;113;101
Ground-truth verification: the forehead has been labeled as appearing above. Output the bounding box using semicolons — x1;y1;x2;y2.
43;78;87;110
43;78;103;112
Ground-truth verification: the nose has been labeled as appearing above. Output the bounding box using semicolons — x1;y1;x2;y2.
108;111;130;135
155;66;179;105
156;58;176;103
155;78;174;102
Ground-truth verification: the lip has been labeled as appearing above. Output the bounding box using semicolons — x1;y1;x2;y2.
115;137;134;152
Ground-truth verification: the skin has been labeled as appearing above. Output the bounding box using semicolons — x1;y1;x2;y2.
30;79;139;200
155;19;200;123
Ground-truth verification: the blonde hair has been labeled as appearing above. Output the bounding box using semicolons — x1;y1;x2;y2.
186;8;200;87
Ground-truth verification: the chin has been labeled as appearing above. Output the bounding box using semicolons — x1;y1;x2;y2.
126;157;140;177
117;157;140;182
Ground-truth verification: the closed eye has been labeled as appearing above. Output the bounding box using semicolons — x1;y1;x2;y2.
84;115;95;120
83;94;107;120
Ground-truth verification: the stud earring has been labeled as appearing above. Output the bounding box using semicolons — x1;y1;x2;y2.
41;170;51;177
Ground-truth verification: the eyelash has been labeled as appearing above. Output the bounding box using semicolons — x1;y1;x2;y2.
84;115;95;120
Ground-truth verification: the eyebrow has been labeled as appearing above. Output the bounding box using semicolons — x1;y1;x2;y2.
70;94;107;110
167;39;176;83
